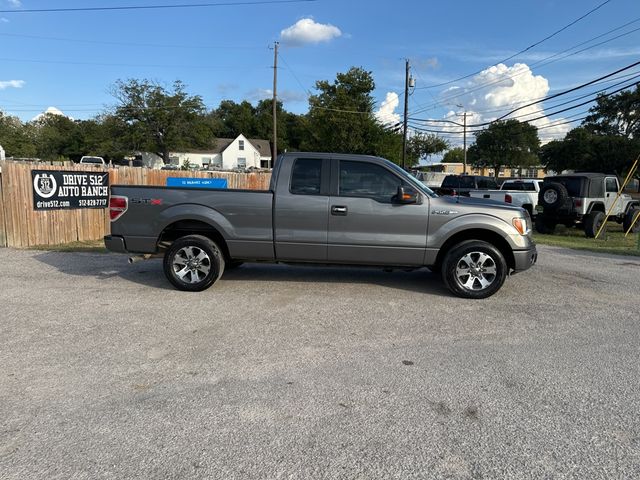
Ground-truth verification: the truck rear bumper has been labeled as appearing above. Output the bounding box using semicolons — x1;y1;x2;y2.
104;235;127;253
512;245;537;273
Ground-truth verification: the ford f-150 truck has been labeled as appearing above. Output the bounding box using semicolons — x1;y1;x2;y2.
105;153;537;299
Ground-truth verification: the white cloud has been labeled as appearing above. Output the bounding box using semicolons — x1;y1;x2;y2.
6;0;21;7
375;92;401;126
1;17;9;23
280;18;342;46
0;79;25;89
434;63;570;144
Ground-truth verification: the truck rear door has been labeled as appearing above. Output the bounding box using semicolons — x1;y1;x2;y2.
327;158;429;266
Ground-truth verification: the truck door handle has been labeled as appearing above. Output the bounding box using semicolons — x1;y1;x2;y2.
331;205;348;216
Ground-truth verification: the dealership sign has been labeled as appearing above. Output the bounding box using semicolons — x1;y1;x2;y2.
32;170;109;210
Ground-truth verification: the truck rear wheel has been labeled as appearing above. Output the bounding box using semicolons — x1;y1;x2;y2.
163;235;225;291
441;240;507;299
584;211;605;238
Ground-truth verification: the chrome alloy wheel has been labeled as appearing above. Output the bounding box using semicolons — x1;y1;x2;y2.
455;251;497;291
172;246;212;284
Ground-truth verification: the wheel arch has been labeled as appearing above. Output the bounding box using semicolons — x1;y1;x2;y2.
158;219;231;261
587;202;605;214
434;228;516;271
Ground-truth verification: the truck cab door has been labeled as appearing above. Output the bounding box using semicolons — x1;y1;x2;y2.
273;157;330;262
327;158;429;266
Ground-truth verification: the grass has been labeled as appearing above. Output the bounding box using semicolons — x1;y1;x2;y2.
533;223;640;257
27;239;108;253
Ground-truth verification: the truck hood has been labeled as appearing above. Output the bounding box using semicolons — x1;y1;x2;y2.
439;194;523;213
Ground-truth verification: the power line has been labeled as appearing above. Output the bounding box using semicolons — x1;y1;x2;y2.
410;71;640;126
408;78;640;136
415;0;613;90
493;60;640;123
0;31;263;50
0;0;316;14
0;56;265;70
409;19;640;116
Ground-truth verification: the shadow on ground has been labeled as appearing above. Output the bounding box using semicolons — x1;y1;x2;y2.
34;251;453;297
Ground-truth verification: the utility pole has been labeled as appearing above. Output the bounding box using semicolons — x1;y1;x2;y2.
462;111;467;174
271;41;279;169
402;59;410;170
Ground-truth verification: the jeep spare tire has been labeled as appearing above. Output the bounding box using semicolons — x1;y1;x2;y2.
539;182;569;210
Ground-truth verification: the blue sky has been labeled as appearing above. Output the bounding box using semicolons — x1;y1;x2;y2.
1;0;639;144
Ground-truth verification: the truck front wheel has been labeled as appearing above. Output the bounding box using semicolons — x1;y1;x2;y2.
441;240;507;299
163;235;225;291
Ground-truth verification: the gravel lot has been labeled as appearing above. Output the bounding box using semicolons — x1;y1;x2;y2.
1;245;639;479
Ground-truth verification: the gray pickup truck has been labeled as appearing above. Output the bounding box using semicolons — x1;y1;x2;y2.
105;153;537;298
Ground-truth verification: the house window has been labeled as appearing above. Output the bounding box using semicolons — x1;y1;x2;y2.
237;157;247;169
212;157;222;168
526;168;538;178
202;157;211;168
239;140;245;151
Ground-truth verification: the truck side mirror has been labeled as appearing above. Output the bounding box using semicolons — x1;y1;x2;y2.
394;186;417;205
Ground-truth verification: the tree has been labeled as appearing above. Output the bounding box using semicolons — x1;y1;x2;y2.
30;113;80;160
540;127;639;175
467;120;540;177
584;84;640;138
304;67;383;154
0;112;37;158
407;133;449;165
442;147;465;163
112;79;213;163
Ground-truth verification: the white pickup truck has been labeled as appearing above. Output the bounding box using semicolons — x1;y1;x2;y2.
469;179;542;217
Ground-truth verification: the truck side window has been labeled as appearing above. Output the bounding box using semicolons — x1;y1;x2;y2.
339;161;408;203
605;178;618;193
290;158;322;195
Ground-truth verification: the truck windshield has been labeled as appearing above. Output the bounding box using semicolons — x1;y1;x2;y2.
385;161;437;197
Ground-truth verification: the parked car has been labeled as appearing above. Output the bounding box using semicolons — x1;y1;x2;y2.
105;152;537;299
436;175;499;196
79;156;106;166
469;179;542;217
535;173;640;237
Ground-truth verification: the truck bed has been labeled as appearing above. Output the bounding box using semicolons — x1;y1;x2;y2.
109;185;275;259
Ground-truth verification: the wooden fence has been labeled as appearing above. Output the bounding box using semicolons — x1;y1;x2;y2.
0;161;272;248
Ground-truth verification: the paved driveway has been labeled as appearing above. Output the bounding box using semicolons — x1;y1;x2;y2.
1;246;639;479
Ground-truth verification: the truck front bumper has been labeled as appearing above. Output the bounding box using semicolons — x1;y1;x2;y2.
512;244;537;273
104;235;127;253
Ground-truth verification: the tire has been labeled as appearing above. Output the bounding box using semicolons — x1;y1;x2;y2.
163;235;225;292
539;182;569;210
623;207;640;234
441;240;507;299
535;215;557;234
584;211;606;238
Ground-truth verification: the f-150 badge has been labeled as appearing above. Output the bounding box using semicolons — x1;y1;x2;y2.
431;210;459;215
